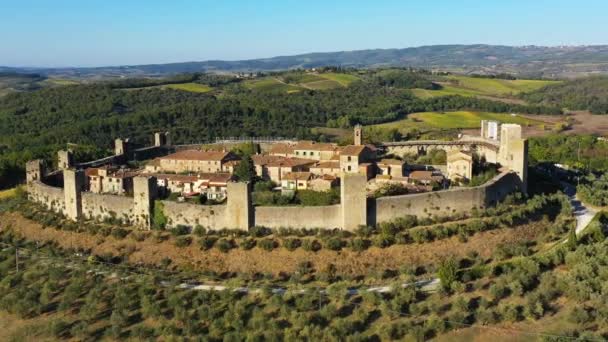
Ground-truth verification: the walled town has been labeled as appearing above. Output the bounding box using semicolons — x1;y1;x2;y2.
25;121;528;231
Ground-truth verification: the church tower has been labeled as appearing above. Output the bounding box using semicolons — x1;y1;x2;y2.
354;124;362;146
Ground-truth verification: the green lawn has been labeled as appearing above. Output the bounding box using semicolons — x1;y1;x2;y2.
371;111;549;132
164;82;213;93
318;73;360;86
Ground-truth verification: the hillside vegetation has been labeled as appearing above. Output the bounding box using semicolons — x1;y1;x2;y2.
0;70;562;188
521;76;608;114
371;111;549;133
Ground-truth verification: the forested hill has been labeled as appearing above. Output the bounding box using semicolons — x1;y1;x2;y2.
521;77;608;114
5;44;608;78
0;71;560;188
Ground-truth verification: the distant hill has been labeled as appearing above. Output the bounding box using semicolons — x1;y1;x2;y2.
4;44;608;79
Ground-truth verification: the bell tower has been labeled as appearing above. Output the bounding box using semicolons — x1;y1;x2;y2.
354;124;362;146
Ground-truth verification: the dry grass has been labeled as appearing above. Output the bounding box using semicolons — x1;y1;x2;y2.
1;212;549;278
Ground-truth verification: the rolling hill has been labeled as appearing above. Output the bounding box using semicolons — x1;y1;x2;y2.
5;44;608;79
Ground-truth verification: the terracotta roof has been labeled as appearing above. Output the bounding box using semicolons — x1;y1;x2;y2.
159;149;232;162
268;143;295;155
252;155;315;168
340;145;367;156
311;161;340;169
282;172;313;181
379;159;404;166
409;171;444;182
223;160;241;167
146;158;161;167
315;174;337;181
85;168;99;177
293;141;338;152
151;173;234;184
153;174;199;182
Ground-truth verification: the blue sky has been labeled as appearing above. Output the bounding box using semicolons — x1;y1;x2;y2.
1;0;607;67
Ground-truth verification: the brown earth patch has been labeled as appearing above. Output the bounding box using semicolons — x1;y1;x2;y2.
1;212;547;278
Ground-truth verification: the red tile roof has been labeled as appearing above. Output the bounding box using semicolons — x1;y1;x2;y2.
282;172;313;181
159;150;233;162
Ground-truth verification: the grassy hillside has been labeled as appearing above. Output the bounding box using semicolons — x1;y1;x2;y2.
411;76;560;100
244;77;303;93
164;82;213;93
318;72;360;86
521;76;608;114
371;111;549;132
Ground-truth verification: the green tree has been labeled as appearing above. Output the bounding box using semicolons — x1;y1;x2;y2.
234;155;256;182
437;258;458;292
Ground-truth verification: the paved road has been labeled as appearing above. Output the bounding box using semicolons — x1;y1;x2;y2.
561;181;597;236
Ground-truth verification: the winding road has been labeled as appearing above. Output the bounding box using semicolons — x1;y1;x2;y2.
561;181;597;236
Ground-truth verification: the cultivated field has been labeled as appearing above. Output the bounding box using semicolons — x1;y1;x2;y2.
371;111;550;132
412;76;560;100
164;82;213;93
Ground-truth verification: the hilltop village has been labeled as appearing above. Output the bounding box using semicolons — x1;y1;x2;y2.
25;122;527;231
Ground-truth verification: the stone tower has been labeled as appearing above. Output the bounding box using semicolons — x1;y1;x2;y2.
498;124;528;194
57;150;73;170
341;173;367;231
114;138;129;156
133;176;158;229
63;169;84;221
154;132;166;147
226;182;253;231
26;159;44;184
354;124;363;146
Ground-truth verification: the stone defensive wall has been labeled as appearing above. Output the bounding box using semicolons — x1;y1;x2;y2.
81;192;135;223
28;181;66;215
255;205;342;229
26;168;521;231
382;138;500;164
371;171;520;224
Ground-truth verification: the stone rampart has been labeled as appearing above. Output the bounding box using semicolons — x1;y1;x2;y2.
26;170;521;231
255;205;341;229
160;201;228;229
371;171;520;224
27;181;66;215
82;192;134;223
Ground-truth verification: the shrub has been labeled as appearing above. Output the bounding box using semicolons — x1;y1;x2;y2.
216;239;235;253
355;225;375;237
193;225;206;236
373;234;395;248
99;226;112;237
282;238;301;251
437;258;458;292
324;238;344;251
568;306;590;324
302;239;322;252
199;236;217;250
411;229;432;244
171;225;190;236
350;238;370;252
111;228;130;240
239;238;256;250
258;238;277;251
250;226;271;238
175;236;192;247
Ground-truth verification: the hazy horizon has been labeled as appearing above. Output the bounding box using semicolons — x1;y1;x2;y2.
2;0;608;68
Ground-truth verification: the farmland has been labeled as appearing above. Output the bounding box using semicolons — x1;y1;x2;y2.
371;111;550;132
164;82;213;93
411;75;560;100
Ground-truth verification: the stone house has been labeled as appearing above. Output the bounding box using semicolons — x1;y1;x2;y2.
281;172;314;191
377;159;405;177
252;155;315;183
153;150;240;174
292;141;340;161
408;170;445;186
309;160;341;177
85;166;140;195
447;150;473;181
153;173;234;201
309;174;339;191
339;145;375;174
